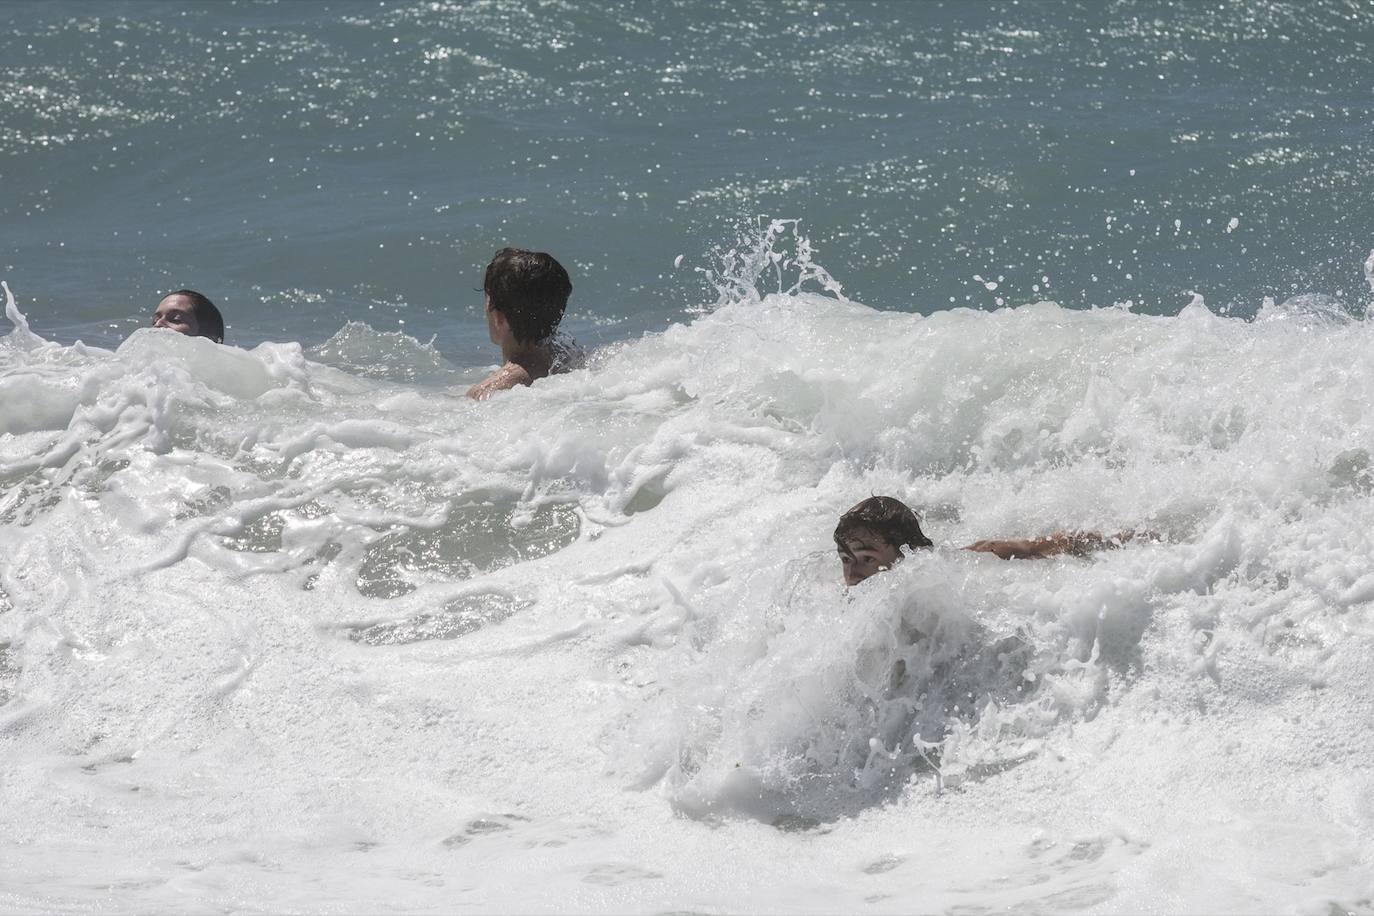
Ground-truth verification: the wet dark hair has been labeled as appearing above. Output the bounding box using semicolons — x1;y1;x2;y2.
834;496;934;553
483;248;571;344
169;289;224;344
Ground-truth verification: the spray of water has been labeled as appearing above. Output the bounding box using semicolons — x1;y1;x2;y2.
2;281;42;351
693;218;848;312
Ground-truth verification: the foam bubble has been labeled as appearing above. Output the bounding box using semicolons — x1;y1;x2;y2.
2;233;1373;911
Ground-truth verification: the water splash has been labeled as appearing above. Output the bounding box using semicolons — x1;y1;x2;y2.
694;218;847;313
1;281;43;351
311;320;459;384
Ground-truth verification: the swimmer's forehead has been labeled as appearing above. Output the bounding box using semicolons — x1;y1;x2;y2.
838;529;891;552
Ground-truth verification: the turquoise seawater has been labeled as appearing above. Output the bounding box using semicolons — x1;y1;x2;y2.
3;0;1373;359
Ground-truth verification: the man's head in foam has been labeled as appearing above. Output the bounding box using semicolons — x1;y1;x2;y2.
482;248;571;345
833;496;934;586
152;289;225;344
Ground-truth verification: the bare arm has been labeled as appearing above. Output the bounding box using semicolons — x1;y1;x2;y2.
466;362;533;401
964;530;1148;560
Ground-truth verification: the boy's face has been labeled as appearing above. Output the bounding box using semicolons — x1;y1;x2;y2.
152;294;200;337
838;529;900;586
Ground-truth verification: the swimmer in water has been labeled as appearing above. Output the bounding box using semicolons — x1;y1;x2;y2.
467;247;574;400
835;495;1139;586
151;289;225;344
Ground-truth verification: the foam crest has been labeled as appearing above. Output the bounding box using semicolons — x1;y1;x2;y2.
623;552;1036;822
1;280;43;352
1255;291;1362;326
311;320;462;385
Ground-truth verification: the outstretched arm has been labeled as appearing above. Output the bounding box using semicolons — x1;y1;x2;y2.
964;530;1148;560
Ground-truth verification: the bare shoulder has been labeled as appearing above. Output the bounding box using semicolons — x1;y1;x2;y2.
466;362;533;400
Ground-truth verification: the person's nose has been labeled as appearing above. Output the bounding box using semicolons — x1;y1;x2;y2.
152;315;167;328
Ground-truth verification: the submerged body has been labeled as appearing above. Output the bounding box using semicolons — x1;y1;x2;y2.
835;496;1139;586
151;289;224;344
467;248;574;400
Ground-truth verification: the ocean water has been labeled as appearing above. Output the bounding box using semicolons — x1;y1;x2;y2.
3;1;1374;913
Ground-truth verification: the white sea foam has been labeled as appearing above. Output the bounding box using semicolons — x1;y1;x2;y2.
2;241;1373;912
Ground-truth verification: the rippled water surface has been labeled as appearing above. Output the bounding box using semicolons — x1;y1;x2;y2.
4;0;1374;352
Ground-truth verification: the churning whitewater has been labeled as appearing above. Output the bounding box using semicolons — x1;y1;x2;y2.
2;234;1373;913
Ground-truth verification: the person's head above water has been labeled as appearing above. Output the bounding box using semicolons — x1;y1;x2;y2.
483;247;571;345
152;289;224;344
834;496;934;586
